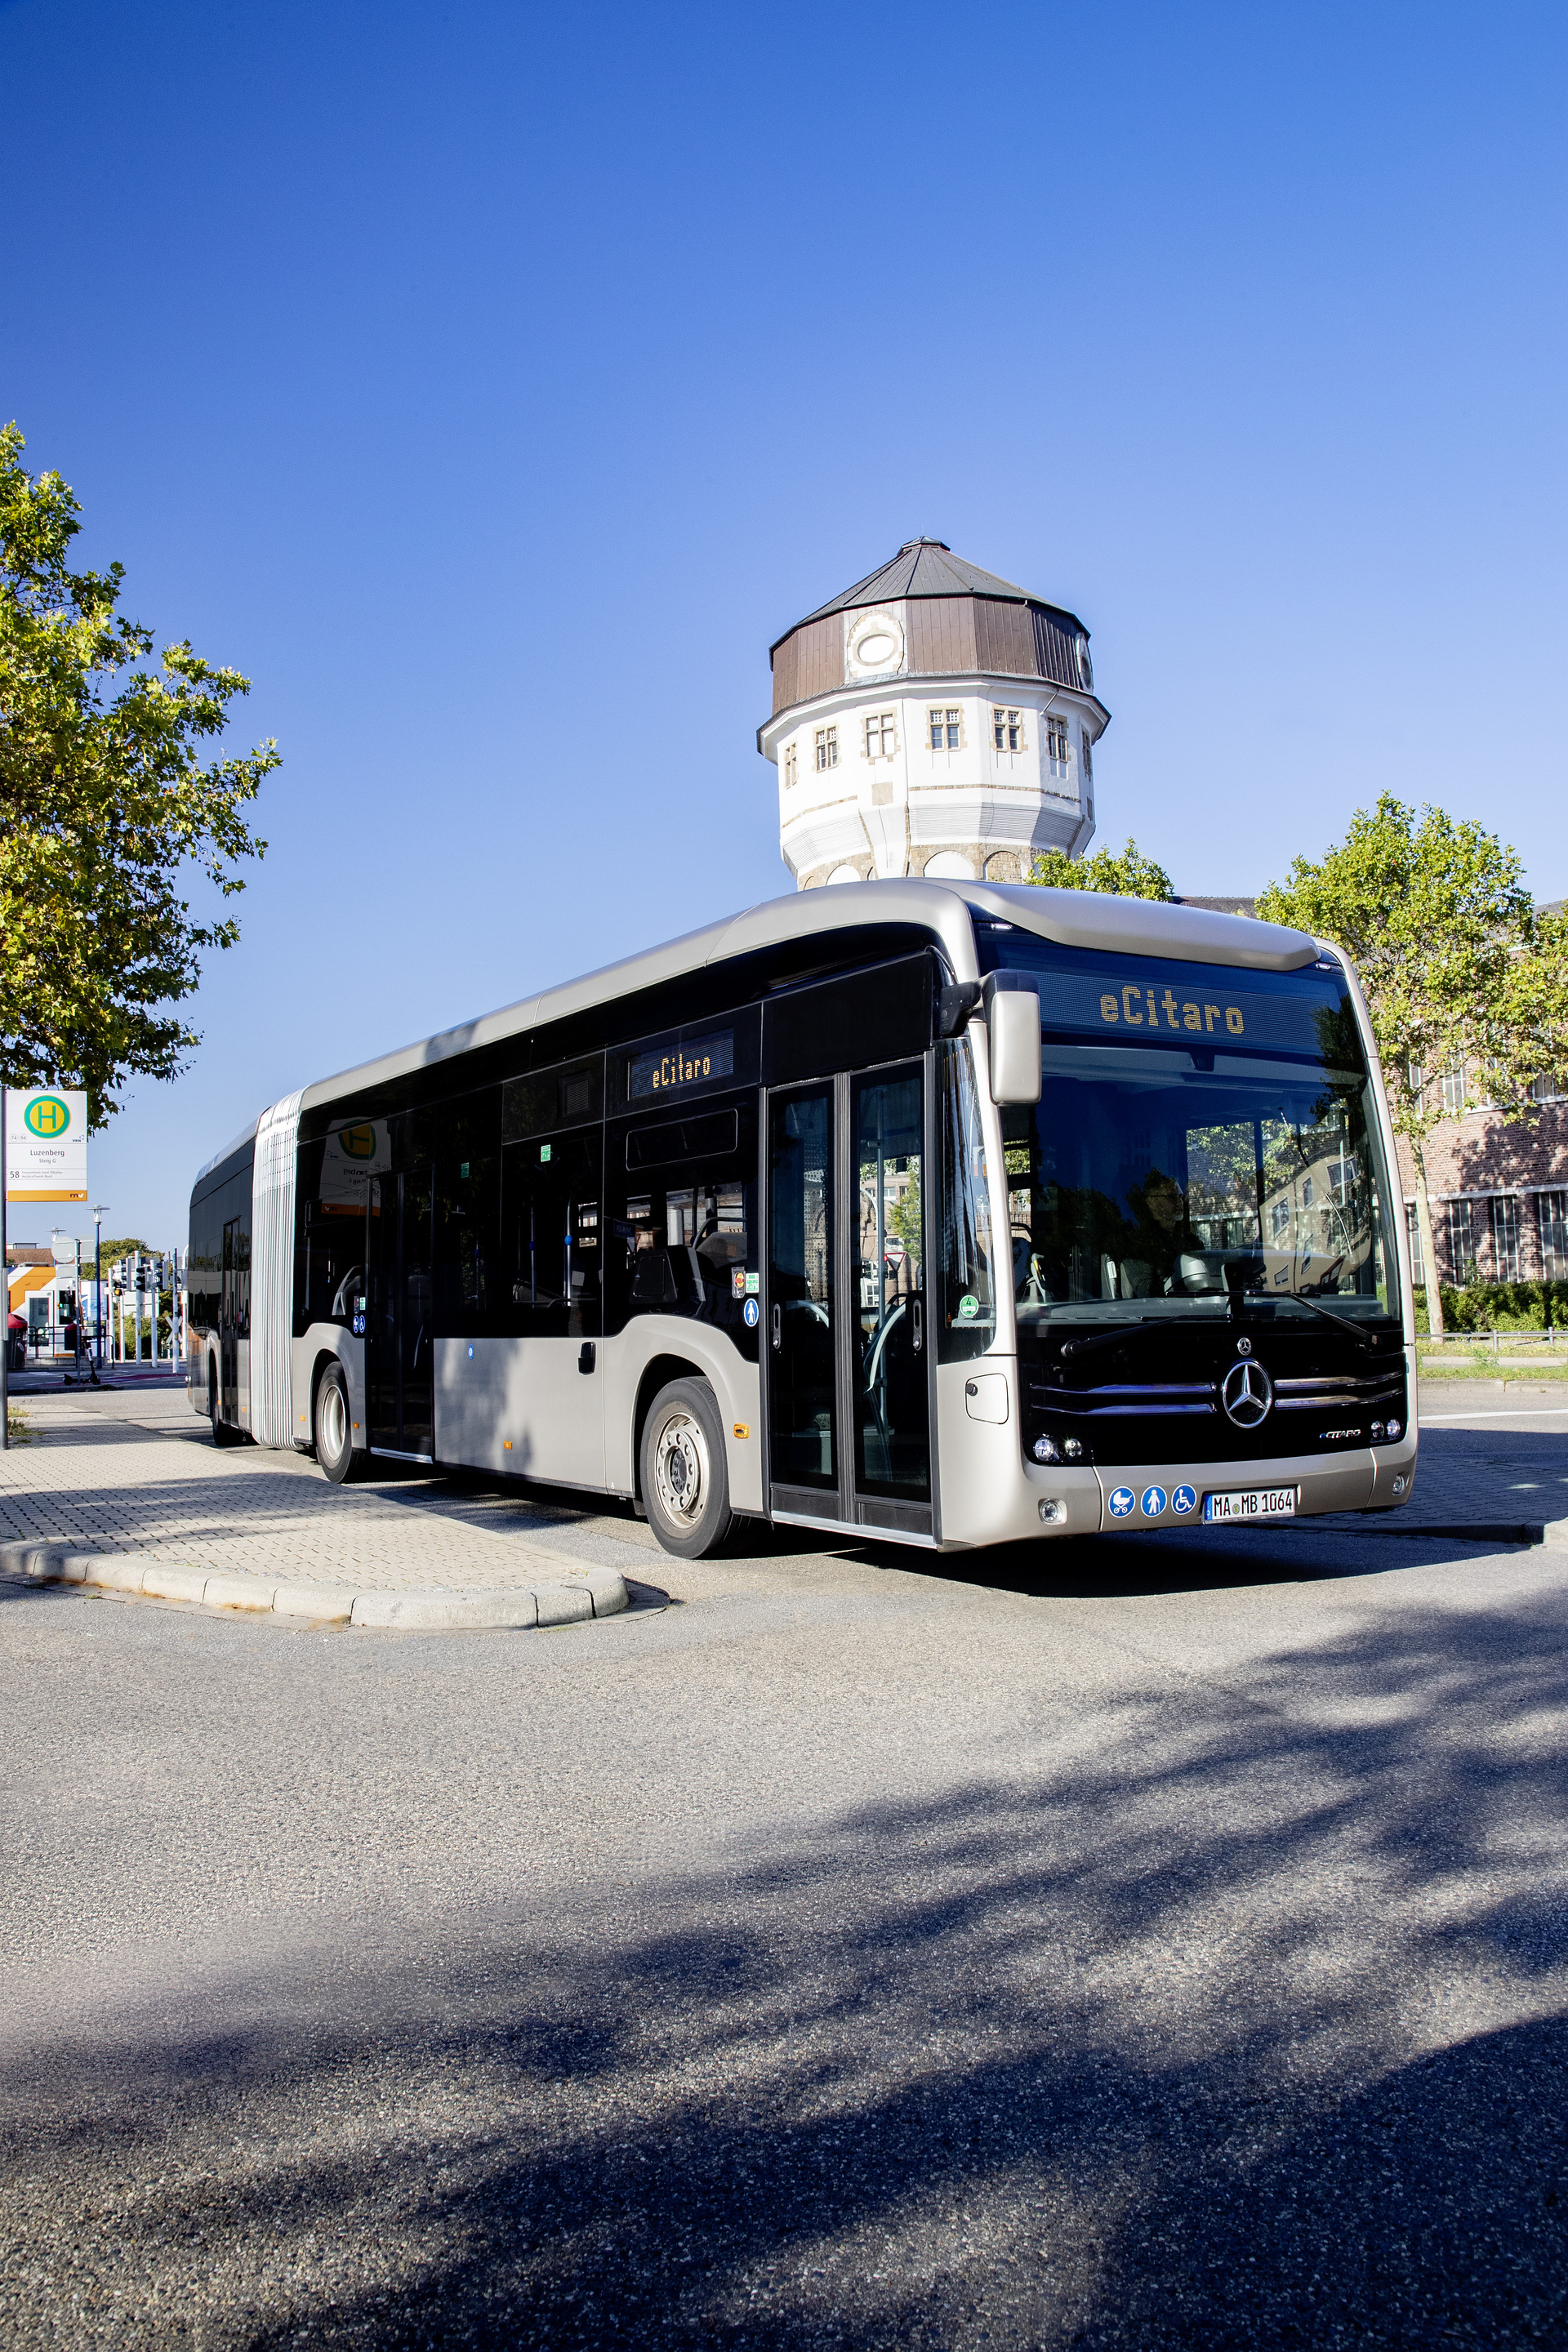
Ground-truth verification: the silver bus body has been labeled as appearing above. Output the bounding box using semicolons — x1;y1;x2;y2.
187;880;1416;1552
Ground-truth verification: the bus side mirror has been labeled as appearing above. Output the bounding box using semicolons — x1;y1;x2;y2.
985;972;1042;1104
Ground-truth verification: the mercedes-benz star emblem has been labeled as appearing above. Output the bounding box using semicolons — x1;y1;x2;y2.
1221;1357;1274;1428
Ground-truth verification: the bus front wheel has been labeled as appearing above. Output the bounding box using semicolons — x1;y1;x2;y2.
314;1362;361;1486
640;1377;733;1560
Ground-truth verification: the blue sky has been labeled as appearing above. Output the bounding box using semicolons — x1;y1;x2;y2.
2;0;1564;1245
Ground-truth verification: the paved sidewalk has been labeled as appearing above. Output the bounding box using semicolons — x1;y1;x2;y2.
0;1388;662;1597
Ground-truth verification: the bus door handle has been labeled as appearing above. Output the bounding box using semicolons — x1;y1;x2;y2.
771;1303;781;1351
911;1298;924;1353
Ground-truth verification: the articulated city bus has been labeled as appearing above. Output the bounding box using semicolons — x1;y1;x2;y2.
187;881;1416;1558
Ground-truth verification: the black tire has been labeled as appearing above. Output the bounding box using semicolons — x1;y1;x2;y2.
313;1361;361;1485
208;1363;241;1448
639;1376;733;1560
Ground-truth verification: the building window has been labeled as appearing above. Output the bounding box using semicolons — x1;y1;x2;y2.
783;743;797;790
814;726;838;773
992;707;1024;754
1081;728;1093;782
1045;712;1071;776
863;710;896;761
1301;1175;1314;1209
1492;1194;1523;1281
929;706;962;752
1441;1063;1466;1116
1405;1202;1426;1287
1539;1191;1568;1278
1270;1197;1290;1244
1445;1196;1476;1281
1531;1074;1568;1103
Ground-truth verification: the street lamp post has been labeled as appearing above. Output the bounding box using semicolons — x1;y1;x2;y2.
91;1207;109;1372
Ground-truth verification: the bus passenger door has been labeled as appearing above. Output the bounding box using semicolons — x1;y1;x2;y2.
220;1216;240;1419
766;1085;838;1511
367;1168;435;1459
765;1062;932;1537
849;1063;930;1535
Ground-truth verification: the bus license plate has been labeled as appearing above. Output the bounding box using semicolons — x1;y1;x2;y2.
1203;1486;1297;1523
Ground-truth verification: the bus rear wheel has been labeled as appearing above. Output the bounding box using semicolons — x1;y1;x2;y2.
640;1377;733;1560
314;1361;360;1485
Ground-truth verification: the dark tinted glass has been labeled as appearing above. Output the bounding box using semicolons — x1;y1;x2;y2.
764;953;934;1086
625;1110;738;1170
500;1127;603;1338
853;1066;928;1499
604;1093;756;1354
767;1086;835;1488
502;1058;604;1143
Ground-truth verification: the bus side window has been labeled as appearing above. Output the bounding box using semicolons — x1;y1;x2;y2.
434;1152;501;1334
604;1099;756;1343
937;1038;995;1361
500;1129;603;1339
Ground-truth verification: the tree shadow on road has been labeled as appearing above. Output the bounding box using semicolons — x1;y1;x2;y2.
4;1578;1568;2346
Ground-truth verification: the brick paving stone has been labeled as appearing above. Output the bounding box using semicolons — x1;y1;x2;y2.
0;1388;662;1592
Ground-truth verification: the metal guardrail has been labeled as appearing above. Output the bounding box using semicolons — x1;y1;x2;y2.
1419;1328;1568;1364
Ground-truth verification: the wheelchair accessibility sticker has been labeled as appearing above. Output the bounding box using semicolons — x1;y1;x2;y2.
1172;1485;1197;1515
1108;1487;1135;1518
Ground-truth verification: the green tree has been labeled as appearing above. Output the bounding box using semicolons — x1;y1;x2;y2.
0;423;275;1126
1257;795;1568;1337
1027;836;1174;899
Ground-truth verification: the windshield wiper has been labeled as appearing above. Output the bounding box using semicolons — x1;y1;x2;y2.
1245;1290;1379;1352
1055;1318;1186;1363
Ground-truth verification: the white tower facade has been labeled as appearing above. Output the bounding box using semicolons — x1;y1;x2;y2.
757;539;1108;889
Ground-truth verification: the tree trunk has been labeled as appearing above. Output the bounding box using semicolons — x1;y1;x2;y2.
1412;1139;1443;1339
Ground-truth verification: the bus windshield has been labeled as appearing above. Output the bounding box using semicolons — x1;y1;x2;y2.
988;938;1403;1331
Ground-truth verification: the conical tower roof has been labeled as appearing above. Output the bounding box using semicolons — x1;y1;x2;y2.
773;537;1079;653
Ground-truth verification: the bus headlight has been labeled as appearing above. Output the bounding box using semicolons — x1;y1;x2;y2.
1033;1436;1059;1462
1385;1417;1401;1441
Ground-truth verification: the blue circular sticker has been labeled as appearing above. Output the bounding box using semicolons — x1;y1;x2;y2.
1172;1484;1197;1516
1141;1485;1169;1517
742;1297;760;1328
1108;1486;1135;1519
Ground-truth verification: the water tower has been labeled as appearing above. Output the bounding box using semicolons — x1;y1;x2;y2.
758;538;1108;889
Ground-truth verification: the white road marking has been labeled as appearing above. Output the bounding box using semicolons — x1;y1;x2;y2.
1420;1406;1568;1423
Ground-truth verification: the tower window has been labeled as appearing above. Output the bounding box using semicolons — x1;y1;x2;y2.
814;727;839;773
1045;712;1072;774
993;707;1024;754
929;706;962;751
783;744;797;789
863;711;896;761
1081;728;1093;782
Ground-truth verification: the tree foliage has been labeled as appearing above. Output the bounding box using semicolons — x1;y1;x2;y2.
1027;837;1174;899
1257;794;1568;1335
0;424;275;1127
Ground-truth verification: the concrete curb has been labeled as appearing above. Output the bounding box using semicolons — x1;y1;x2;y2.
0;1540;627;1631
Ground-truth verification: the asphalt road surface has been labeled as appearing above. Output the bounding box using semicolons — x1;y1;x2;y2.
2;1406;1567;2349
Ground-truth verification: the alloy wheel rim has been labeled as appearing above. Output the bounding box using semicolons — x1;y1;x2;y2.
654;1412;706;1524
